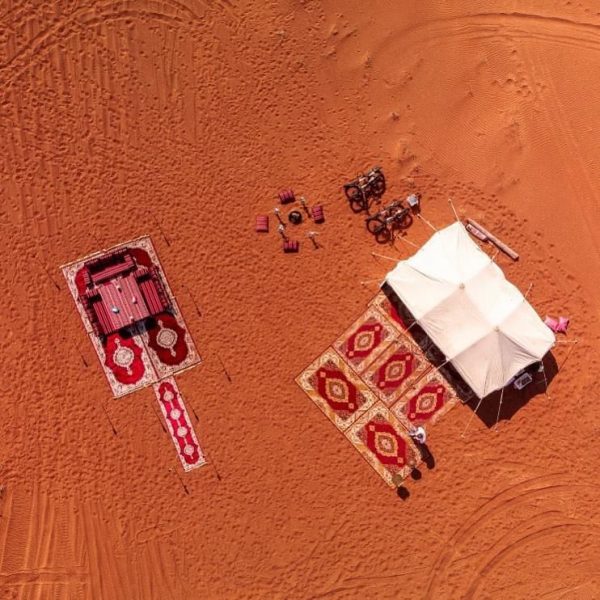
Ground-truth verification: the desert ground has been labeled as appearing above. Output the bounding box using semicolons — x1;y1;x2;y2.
0;0;599;598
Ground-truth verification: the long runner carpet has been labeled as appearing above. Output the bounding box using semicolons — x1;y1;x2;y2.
154;378;206;472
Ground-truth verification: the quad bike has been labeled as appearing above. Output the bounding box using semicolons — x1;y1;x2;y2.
343;166;386;212
365;199;413;243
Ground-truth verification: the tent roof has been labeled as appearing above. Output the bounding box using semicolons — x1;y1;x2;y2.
385;222;555;398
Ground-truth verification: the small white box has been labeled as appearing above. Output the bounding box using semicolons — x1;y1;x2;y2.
513;372;533;390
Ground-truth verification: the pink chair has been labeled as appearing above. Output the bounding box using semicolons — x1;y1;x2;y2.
283;240;299;253
544;316;559;333
255;215;269;233
556;316;570;334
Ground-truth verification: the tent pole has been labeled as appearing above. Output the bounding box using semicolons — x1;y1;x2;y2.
461;394;485;438
395;235;419;249
494;386;506;431
540;357;552;401
360;278;383;286
557;339;578;371
371;252;399;262
448;198;460;222
417;213;438;232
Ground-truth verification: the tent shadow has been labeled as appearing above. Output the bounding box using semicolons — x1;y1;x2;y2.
466;353;558;427
381;284;559;427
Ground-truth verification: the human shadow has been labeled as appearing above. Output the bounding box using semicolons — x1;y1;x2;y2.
397;486;410;500
380;284;559;426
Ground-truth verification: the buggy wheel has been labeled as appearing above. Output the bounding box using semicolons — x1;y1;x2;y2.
344;184;362;202
374;224;392;244
366;216;385;235
396;211;413;229
372;174;386;197
350;196;367;213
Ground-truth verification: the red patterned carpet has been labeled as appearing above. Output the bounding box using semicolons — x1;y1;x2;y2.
392;371;459;427
296;349;377;432
62;236;201;398
297;291;468;488
333;306;395;374
154;378;206;472
362;337;430;406
346;403;420;488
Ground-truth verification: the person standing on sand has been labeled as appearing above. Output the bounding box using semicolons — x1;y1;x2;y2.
408;425;427;445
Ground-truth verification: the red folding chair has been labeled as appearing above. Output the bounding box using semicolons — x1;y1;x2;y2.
283;240;299;253
255;215;269;233
312;204;324;223
278;189;295;204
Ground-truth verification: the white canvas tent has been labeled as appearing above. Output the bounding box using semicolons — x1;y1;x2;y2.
385;222;555;399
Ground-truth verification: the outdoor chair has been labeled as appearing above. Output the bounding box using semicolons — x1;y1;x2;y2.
544;316;559;333
278;189;295;204
312;204;325;223
255;215;269;233
283;240;299;253
556;316;570;333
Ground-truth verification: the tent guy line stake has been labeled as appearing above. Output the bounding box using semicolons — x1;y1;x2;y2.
217;354;232;383
34;257;61;291
371;252;399;262
360;278;383;286
461;394;486;438
170;467;190;495
417;213;438;232
101;403;118;436
151;212;171;246
558;339;578;372
493;386;506;432
524;283;533;299
541;359;552;401
184;284;202;317
204;449;222;481
151;401;168;434
395;235;419;249
448;198;460;222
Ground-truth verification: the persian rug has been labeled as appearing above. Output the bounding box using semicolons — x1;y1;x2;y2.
362;336;430;406
345;403;420;488
296;348;377;432
154;378;206;472
62;236;201;398
88;331;156;398
369;290;413;333
333;305;395;374
391;369;460;428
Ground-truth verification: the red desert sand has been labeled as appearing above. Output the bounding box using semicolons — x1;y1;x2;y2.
1;1;599;598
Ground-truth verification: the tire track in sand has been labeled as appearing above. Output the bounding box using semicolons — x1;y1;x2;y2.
423;473;600;598
0;486;87;598
372;11;600;60
0;0;239;91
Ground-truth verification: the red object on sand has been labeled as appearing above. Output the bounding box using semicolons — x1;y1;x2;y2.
312;204;324;223
278;189;295;204
283;240;299;253
154;378;206;472
256;215;269;232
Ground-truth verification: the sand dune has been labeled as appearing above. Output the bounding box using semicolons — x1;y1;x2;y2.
0;0;599;598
